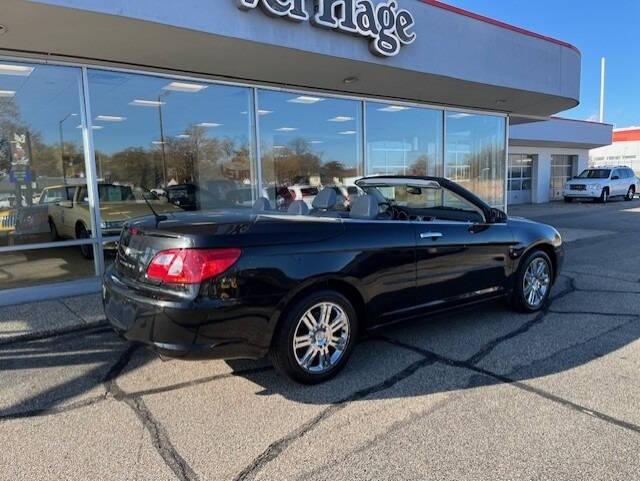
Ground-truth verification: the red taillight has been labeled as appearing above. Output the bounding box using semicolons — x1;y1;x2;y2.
146;248;241;284
289;189;297;200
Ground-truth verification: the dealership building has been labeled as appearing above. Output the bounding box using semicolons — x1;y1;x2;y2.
0;0;609;303
590;127;640;173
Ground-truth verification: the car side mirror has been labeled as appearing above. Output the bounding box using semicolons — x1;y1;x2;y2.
58;200;73;208
489;207;507;223
611;175;620;180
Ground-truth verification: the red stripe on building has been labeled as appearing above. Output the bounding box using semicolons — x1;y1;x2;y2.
419;0;581;54
613;129;640;142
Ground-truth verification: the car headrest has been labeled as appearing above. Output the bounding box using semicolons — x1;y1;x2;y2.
312;188;337;210
287;200;309;215
350;195;378;220
252;197;271;213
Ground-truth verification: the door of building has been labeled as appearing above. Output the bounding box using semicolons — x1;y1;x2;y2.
550;155;576;201
507;154;534;205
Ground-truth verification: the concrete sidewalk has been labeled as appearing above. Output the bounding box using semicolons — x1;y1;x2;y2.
0;293;105;344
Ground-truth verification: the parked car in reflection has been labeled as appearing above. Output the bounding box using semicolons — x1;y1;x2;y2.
0;207;16;245
0;190;55;246
166;184;199;211
104;176;564;384
167;182;255;211
45;183;182;258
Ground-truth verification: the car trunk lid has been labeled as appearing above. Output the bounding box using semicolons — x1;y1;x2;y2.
114;209;344;284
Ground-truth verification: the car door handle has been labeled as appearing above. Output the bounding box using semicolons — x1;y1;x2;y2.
420;232;443;239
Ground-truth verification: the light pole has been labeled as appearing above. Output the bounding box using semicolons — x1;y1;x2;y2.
157;92;170;187
58;112;78;181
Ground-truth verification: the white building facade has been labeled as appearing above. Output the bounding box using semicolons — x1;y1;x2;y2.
590;127;640;173
509;118;612;204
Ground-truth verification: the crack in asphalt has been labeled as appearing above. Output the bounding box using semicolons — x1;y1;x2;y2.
379;336;640;436
4;268;639;480
499;315;640;379
573;287;640;294
0;393;108;421
104;345;201;481
291;394;458;481
58;299;99;325
548;309;637;317
467;276;576;366
232;273;640;480
123;365;274;398
562;269;639;284
119;395;200;481
233;354;440;481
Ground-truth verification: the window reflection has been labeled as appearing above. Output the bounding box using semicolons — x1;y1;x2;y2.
366;102;442;177
0;62;88;248
88;70;256;235
258;90;361;209
445;112;506;207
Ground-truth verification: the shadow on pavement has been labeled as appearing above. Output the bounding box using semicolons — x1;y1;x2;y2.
3;271;638;420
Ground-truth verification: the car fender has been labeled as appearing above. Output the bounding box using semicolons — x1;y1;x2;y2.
266;273;366;341
506;217;563;286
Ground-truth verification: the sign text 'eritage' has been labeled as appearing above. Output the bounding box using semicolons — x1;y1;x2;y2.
237;0;416;57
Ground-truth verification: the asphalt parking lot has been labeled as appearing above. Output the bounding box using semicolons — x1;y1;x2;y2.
2;199;640;481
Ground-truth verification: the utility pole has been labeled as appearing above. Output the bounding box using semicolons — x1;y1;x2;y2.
599;57;606;123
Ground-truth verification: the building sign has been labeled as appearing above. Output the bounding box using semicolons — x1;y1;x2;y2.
237;0;416;57
8;132;32;184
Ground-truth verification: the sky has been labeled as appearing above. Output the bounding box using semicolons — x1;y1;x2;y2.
443;0;640;128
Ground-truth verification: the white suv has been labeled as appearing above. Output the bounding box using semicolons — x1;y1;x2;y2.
563;166;638;203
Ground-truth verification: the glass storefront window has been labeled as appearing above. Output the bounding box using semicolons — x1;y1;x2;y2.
0;61;90;249
257;90;361;209
366;102;442;177
0;59;510;297
445;112;506;207
87;70;255;239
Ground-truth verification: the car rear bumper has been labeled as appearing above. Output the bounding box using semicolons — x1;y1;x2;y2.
102;267;271;360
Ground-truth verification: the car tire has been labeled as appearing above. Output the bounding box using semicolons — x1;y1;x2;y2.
270;290;358;384
510;250;554;313
598;187;609;204
625;186;635;201
563;197;572;203
77;224;94;260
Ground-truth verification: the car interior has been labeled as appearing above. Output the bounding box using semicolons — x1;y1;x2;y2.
252;183;487;224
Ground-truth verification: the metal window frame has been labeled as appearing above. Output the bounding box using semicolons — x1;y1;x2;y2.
0;53;509;304
504;116;510;212
81;66;104;277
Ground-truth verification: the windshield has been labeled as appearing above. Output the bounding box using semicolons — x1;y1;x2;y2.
577;169;610;179
358;181;485;223
78;185;158;203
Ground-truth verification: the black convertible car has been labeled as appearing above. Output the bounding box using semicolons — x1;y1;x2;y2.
103;176;563;384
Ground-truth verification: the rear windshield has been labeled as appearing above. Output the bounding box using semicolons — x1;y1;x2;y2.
577;169;610;179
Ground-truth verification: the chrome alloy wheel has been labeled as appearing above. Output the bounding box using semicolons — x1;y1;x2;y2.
292;302;350;374
523;257;551;309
